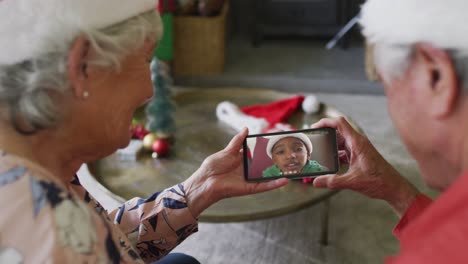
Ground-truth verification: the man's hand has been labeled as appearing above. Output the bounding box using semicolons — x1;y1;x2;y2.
183;128;289;218
311;117;420;217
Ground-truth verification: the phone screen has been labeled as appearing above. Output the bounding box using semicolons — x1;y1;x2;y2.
243;127;339;181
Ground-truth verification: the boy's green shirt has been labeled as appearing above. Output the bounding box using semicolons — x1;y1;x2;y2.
262;160;328;178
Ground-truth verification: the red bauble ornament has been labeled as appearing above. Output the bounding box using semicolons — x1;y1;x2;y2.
152;139;170;157
130;124;149;139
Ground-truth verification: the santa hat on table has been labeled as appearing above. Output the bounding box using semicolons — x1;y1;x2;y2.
216;94;320;134
0;0;160;66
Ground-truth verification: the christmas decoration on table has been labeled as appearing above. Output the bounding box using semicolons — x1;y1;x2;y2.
118;2;178;161
118;119;149;161
216;94;322;184
130;120;150;140
151;138;171;158
216;101;270;135
143;57;176;159
142;133;158;150
216;94;321;134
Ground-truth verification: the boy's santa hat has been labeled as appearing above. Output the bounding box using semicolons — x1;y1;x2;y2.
265;133;313;159
216;94;320;134
0;0;159;65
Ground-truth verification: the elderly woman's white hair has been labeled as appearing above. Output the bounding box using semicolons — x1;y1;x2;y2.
360;0;468;86
0;0;162;134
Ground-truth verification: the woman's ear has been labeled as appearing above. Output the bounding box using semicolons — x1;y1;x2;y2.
67;35;91;99
414;43;460;118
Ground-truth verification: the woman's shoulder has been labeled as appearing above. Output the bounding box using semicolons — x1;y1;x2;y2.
0;152;62;261
0;150;63;183
0;150;73;213
0;151;106;263
0;150;75;221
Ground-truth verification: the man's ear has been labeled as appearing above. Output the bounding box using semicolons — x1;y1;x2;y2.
67;35;90;98
414;43;460;118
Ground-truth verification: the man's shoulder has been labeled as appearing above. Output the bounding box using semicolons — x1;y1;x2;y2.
404;173;468;231
394;173;468;262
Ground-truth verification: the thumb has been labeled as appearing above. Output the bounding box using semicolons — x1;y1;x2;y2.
313;174;344;189
225;127;248;152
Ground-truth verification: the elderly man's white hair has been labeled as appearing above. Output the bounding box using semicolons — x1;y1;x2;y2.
360;0;468;84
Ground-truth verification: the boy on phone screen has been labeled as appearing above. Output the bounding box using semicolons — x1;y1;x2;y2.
262;133;328;177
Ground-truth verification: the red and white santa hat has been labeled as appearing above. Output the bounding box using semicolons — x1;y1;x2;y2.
216;94;321;134
0;0;159;65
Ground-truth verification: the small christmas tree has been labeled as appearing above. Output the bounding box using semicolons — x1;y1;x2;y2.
145;58;176;137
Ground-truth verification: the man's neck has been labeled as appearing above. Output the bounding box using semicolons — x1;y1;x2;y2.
435;103;468;191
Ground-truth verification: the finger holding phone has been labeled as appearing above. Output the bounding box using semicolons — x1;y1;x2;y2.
310;117;420;217
183;128;289;218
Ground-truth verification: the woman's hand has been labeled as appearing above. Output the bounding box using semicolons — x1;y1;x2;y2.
311;117;420;217
183;128;289;218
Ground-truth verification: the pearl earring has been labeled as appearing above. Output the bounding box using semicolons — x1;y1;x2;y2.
83;91;89;98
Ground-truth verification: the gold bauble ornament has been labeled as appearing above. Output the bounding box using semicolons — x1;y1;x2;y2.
142;133;158;150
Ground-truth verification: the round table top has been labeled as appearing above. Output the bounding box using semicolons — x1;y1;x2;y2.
91;87;353;222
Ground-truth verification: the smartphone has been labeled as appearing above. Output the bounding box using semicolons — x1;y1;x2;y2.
243;127;339;182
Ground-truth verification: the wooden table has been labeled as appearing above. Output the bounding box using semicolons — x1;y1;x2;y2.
90;87;355;244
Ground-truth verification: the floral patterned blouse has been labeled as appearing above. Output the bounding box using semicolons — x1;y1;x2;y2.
0;151;198;263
